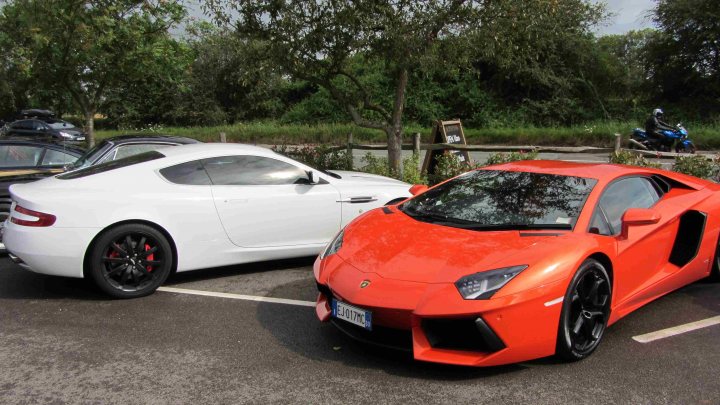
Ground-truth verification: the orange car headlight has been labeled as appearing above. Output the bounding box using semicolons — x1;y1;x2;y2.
319;229;344;259
455;265;528;300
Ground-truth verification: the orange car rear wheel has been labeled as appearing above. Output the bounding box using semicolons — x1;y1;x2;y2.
709;236;720;282
556;259;612;361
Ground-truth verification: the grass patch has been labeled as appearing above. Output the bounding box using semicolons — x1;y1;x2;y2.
95;120;720;149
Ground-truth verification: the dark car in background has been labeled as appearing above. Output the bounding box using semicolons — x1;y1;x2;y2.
67;134;200;170
3;118;87;143
0;139;84;238
0;134;200;252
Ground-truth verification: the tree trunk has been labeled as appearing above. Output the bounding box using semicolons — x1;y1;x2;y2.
385;127;403;176
84;110;95;147
386;68;409;177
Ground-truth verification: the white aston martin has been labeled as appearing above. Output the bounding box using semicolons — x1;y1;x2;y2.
4;143;412;298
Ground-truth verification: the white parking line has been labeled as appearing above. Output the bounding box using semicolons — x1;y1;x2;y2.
632;315;720;343
157;286;316;307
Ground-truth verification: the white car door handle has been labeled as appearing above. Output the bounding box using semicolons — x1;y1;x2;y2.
337;197;378;203
224;199;249;204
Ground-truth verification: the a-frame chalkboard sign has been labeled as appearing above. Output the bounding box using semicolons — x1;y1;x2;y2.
421;120;471;175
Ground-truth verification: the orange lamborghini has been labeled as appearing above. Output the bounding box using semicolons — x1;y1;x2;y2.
314;161;720;366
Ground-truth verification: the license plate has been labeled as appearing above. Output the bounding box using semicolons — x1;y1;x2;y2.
76;137;85;141
331;299;372;331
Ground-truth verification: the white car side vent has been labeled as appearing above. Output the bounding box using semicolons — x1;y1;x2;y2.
337;197;378;204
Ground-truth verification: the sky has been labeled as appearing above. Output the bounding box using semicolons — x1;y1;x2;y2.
596;0;656;35
185;0;657;37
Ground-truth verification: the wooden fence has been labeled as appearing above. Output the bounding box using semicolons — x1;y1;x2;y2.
218;131;710;161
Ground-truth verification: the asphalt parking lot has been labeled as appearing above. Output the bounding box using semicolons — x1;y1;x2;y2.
1;256;720;405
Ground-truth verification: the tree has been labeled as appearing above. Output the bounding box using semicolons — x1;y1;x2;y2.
0;0;187;146
205;0;604;172
181;23;289;125
645;0;720;117
594;30;657;118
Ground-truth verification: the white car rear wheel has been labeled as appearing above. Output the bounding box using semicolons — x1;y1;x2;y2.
89;223;173;298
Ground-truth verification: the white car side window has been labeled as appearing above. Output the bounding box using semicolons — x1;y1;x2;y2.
202;155;307;185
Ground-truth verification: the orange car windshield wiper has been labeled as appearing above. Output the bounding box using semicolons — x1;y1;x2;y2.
458;223;572;231
401;206;474;225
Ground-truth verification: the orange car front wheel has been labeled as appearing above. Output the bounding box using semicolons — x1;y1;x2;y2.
556;259;612;361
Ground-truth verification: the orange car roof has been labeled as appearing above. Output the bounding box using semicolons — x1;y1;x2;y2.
483;160;709;190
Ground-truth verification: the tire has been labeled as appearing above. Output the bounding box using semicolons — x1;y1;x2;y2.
88;223;173;299
556;259;612;361
0;199;11;255
675;144;696;154
709;236;720;282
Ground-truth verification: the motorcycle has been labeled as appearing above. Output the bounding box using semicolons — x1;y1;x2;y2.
630;123;696;153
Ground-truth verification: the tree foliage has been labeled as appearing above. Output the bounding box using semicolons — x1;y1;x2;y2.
0;0;187;145
641;0;720;119
204;0;605;172
0;0;718;164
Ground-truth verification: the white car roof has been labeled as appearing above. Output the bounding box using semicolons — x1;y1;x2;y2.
158;143;277;160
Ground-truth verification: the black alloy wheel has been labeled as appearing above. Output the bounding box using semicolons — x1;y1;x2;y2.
89;224;172;298
556;259;612;361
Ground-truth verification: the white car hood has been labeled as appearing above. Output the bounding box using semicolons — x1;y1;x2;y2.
327;170;408;186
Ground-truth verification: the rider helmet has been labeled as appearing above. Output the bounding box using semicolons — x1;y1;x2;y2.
653;108;664;118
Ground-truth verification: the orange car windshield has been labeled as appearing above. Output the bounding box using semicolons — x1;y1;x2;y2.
401;170;597;231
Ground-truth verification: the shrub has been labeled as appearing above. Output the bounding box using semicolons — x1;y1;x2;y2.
483;150;539;165
360;152;428;185
272;144;352;171
427;151;539;185
401;153;427;185
428;153;477;185
359;152;391;177
672;155;719;180
608;150;662;169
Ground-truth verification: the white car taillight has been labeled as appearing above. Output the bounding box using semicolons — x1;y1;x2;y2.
11;205;56;227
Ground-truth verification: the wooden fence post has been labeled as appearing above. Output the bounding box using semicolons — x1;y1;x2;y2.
346;133;354;170
219;132;227;143
614;133;622;152
412;132;421;156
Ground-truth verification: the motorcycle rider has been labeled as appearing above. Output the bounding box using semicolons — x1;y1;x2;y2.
644;108;675;143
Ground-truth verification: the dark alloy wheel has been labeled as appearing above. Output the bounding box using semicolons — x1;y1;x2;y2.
556;259;612;361
89;224;173;298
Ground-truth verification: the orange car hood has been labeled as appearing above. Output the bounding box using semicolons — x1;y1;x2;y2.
340;208;574;284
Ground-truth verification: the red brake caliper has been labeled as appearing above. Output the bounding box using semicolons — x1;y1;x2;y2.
145;244;154;272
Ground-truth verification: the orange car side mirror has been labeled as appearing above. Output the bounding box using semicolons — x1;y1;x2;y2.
409;184;428;196
620;208;661;239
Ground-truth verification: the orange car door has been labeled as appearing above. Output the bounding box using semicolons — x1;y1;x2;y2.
590;176;676;306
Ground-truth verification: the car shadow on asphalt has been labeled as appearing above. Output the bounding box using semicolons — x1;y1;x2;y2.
0;256;318;301
164;256;317;285
0;262;106;300
254;277;527;381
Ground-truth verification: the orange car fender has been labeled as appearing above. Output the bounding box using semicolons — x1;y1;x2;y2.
491;234;617;300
